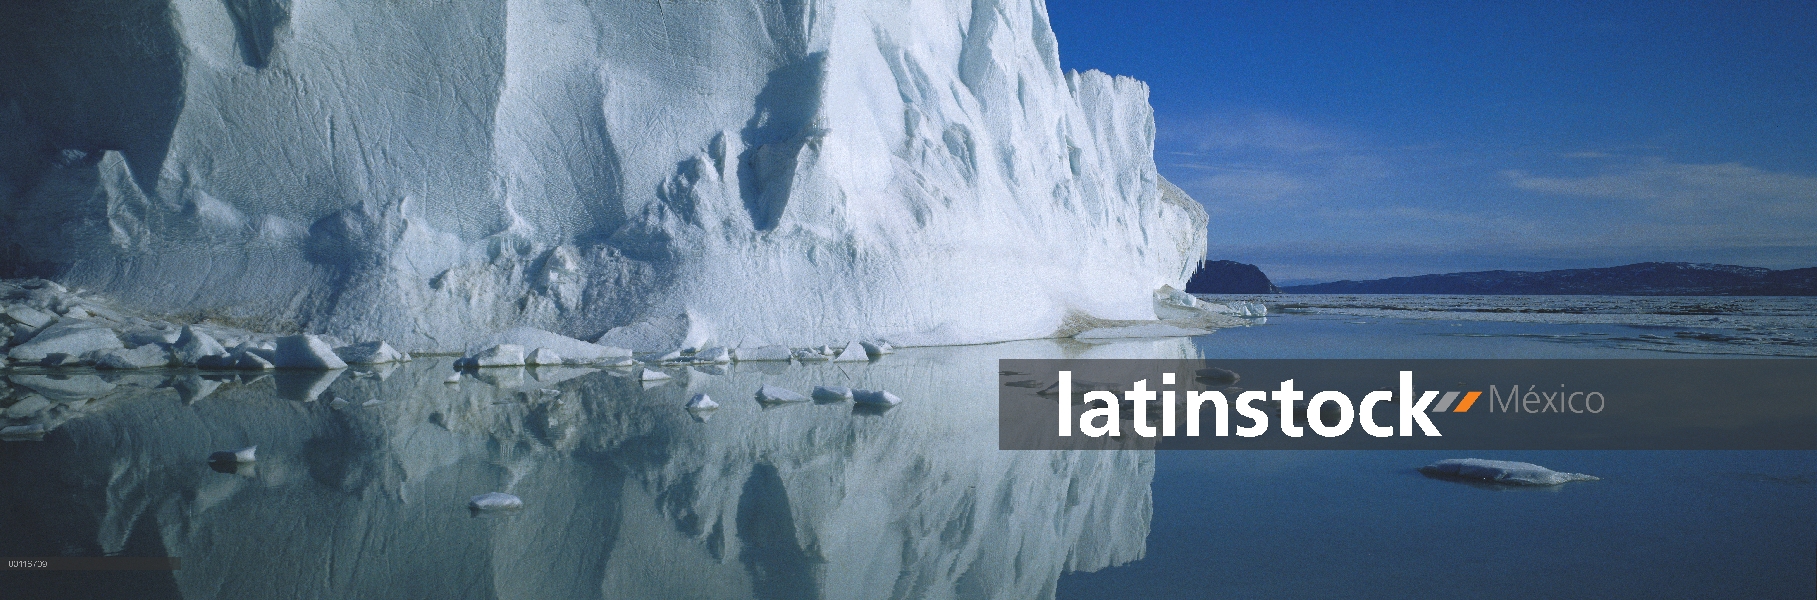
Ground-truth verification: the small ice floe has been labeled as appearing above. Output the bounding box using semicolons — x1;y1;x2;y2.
793;348;830;362
2;305;57;330
470;344;527;367
861;340;894;357
1194;368;1239;384
695;346;731;364
1419;459;1599;486
2;395;48;419
231;346;275;370
686;393;719;411
755;385;808;404
638;368;672;381
274;334;349;369
812;386;854;403
1;424;47;441
732;345;794;362
831;342;869;362
329;397;351;409
469;492;523;511
6;321;123;364
1074;324;1212;340
172;326;229;367
208;446;257;464
852;389;902;407
525;347;563;366
657;348;688;364
362;399;384;407
335;340;408;364
444;372;462;384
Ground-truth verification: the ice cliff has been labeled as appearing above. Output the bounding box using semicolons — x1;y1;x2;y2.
0;0;1209;352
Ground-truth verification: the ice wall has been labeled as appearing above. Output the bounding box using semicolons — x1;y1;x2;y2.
0;0;1209;352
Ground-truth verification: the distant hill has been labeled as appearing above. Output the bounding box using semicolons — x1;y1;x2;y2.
1282;262;1817;296
1185;260;1281;294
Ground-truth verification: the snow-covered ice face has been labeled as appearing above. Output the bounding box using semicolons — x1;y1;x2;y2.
2;0;1206;352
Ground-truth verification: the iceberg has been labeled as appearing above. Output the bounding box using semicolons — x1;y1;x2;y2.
0;0;1208;352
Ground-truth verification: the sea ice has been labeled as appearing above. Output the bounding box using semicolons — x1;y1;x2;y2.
638;368;672;382
2;305;57;330
1;424;47;441
861;341;895;357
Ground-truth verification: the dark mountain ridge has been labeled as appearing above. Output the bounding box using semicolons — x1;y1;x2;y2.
1282;262;1817;296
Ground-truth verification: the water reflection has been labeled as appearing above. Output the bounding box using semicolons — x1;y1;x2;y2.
0;338;1195;599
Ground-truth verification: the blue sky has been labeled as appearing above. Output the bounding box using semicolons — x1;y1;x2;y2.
1044;1;1817;283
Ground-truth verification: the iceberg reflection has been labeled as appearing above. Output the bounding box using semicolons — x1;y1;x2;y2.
0;338;1194;599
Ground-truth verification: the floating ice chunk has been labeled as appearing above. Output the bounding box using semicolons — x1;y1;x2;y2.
329;397;351;409
362;399;383;407
1074;324;1212;340
171;374;224;403
695;346;731;364
63;307;90;320
2;305;57;330
793;348;831;362
11;374;114;402
335;341;407;364
5;395;52;419
525;348;563;366
853;389;903;407
470;344;526;367
475;327;629;365
812;386;854;403
2;424;47;441
208;446;257;464
657;349;688;364
172;326;228;366
231;346;275;370
861;341;894;357
6;321;122;363
832;342;869;362
444;372;462;384
117;327;178;348
686;393;719;411
1419;459;1599;486
95;344;174;369
469;492;523;511
755;385;807;404
732;345;793;362
273;335;349;369
638;368;672;381
1194;368;1239;384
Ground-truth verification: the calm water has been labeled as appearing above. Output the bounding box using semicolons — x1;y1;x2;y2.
1;296;1812;599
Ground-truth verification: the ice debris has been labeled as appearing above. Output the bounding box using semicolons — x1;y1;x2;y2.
685;393;719;411
335;341;408;364
861;340;895;357
1419;459;1599;486
732;346;793;362
172;326;228;366
853;389;904;407
95;344;174;370
1;424;47;441
2;305;56;329
793;348;831;362
832;342;869;362
755;385;808;404
525;348;563;366
469;492;523;511
469;344;526;367
6;321;123;364
208;446;257;464
812;386;854;403
638;368;672;382
274;335;348;370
